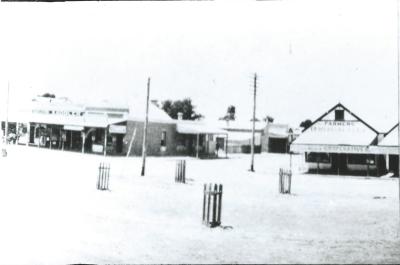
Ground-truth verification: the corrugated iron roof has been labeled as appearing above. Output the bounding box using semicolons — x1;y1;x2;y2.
378;124;398;146
176;120;227;135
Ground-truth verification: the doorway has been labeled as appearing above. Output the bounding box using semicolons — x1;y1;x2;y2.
331;153;347;174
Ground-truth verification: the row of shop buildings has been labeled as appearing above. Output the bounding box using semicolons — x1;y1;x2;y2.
1;96;229;158
1;95;298;158
290;102;400;176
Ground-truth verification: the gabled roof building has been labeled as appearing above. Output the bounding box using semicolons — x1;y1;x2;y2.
290;103;388;176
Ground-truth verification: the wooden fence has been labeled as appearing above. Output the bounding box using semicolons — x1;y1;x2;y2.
279;168;292;194
97;162;110;191
202;183;223;227
175;160;186;183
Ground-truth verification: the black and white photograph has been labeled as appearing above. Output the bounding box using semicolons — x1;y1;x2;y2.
0;0;400;263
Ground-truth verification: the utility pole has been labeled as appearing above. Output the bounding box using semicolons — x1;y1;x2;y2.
397;0;400;236
250;73;257;172
141;77;150;176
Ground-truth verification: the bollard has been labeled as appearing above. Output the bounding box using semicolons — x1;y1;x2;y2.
279;168;292;194
97;162;110;190
175;160;186;183
202;183;223;227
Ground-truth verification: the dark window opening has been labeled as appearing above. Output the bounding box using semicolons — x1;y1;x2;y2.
348;154;375;165
306;152;331;163
161;131;167;147
335;109;344;121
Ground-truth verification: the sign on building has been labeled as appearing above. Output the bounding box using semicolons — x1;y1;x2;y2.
109;125;127;134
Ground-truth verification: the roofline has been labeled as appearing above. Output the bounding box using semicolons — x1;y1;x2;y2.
384;123;399;136
301;102;379;134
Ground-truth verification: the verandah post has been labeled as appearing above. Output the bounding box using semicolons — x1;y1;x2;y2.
50;127;53;149
225;133;228;158
81;131;85;154
196;134;199;158
183;160;186;183
104;128;107;156
26;122;30;146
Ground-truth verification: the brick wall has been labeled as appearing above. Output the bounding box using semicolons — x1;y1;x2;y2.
123;121;177;156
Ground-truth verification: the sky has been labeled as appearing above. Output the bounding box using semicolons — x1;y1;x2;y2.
0;0;398;131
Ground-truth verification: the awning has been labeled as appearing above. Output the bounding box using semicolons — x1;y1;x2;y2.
64;125;84;131
176;121;227;135
369;145;398;155
290;143;374;154
269;129;289;139
267;124;289;139
226;131;262;145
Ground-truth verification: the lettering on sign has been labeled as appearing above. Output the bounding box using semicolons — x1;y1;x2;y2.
297;144;370;154
309;121;366;133
323;121;355;126
33;109;82;116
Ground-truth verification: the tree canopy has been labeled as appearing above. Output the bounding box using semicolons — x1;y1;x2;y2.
300;119;313;129
219;105;236;121
263;115;274;123
161;98;203;120
41;93;56;98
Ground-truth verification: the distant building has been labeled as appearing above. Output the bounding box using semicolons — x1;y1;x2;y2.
216;120;264;153
213;120;298;154
261;123;298;153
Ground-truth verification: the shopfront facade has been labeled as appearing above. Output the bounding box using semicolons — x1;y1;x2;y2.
290;103;387;176
1;96;229;158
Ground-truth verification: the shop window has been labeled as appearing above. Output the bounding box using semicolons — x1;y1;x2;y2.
348;154;375;165
161;131;167;147
306;152;330;163
335;109;344;121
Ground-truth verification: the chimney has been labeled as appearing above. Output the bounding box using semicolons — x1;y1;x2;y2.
177;112;183;120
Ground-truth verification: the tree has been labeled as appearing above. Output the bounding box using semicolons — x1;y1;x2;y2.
300;119;312;129
219;105;236;121
41;93;56;98
161;98;203;120
263;115;274;123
